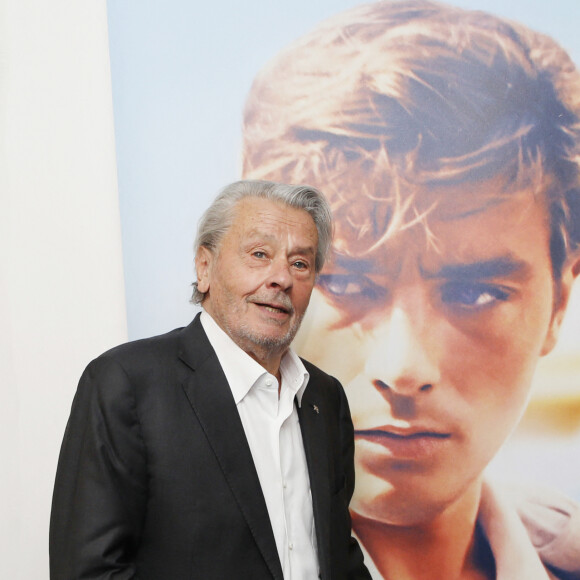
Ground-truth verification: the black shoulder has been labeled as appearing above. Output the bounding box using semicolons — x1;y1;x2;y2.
97;326;184;363
300;357;338;385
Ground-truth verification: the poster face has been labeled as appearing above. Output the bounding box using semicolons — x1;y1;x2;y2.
108;0;580;576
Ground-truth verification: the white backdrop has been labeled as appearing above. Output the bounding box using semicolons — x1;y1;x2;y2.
1;1;126;578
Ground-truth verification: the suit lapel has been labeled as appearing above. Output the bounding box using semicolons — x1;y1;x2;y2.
177;316;283;580
298;385;332;580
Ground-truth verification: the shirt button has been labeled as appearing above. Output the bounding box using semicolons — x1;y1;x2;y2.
289;543;294;550
283;481;287;489
265;379;273;387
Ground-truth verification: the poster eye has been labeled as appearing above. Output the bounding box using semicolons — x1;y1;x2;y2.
318;274;386;301
440;282;510;308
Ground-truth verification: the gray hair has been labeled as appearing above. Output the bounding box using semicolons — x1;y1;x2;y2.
191;179;332;304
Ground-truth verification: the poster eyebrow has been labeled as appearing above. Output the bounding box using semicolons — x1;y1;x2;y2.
333;254;375;274
421;256;528;280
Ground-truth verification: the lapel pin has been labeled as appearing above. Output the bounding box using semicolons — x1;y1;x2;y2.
312;404;319;414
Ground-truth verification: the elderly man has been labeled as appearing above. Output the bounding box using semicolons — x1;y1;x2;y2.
50;180;371;579
242;2;580;578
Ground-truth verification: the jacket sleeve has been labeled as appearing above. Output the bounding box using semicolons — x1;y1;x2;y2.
336;380;373;580
49;356;148;580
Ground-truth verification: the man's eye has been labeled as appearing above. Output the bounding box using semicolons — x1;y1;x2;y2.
440;282;510;308
252;251;267;259
292;260;308;270
317;274;385;301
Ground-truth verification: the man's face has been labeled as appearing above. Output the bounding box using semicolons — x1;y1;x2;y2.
196;197;318;366
294;184;570;525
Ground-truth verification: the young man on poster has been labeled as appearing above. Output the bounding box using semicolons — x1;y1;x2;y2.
242;2;580;578
50;180;371;579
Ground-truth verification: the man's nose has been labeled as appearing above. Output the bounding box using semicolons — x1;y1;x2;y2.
364;305;441;396
265;258;293;290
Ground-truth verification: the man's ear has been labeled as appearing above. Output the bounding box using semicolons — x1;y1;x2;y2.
195;246;213;294
541;252;580;356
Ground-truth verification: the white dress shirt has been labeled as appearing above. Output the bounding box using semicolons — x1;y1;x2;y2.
200;311;319;579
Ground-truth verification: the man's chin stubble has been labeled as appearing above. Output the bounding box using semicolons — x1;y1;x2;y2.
231;317;303;357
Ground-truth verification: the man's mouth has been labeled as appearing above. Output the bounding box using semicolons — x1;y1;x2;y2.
262;304;289;313
254;302;289;314
250;296;293;315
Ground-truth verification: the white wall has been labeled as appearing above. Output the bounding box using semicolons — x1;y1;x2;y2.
1;1;126;578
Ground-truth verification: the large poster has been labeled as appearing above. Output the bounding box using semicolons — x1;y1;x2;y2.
109;0;580;576
241;2;580;574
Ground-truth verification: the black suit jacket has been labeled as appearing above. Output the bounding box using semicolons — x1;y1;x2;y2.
50;314;370;579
